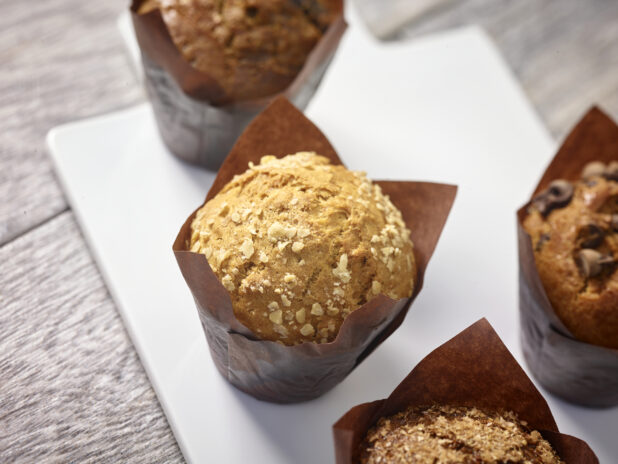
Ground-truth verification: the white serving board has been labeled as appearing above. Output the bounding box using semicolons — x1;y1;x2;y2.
50;6;617;463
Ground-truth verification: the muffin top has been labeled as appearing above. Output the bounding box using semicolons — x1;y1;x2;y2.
138;0;336;101
523;161;618;349
360;405;563;464
189;152;416;345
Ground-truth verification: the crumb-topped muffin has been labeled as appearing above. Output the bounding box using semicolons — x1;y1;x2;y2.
138;0;337;100
360;405;563;464
523;161;618;349
189;152;416;345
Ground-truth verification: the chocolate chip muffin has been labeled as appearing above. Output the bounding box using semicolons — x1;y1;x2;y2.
189;152;416;345
523;161;618;349
360;405;563;464
138;0;338;101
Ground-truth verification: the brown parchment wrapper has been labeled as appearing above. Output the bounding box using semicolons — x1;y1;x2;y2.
172;97;457;403
517;107;618;408
130;0;346;169
333;319;599;464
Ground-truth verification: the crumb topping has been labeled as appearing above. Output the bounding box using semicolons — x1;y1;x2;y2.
360;405;563;464
138;0;336;100
189;152;416;345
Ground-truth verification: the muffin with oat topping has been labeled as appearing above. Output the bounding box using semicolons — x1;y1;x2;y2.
523;160;618;349
131;0;344;167
189;152;416;345
360;405;563;464
137;0;336;101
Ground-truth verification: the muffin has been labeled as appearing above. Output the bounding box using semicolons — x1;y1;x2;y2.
360;405;563;464
523;161;618;349
174;97;456;402
188;151;416;345
333;319;598;464
130;0;345;167
138;0;330;101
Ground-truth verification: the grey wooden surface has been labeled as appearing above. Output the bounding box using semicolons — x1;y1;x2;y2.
0;0;616;462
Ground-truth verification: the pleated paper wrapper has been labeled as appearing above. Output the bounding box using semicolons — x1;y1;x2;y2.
333;319;599;463
517;107;618;408
173;97;457;403
130;0;346;168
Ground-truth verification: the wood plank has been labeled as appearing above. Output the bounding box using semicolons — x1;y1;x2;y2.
0;0;142;245
399;0;618;140
1;0;616;245
1;0;617;461
0;211;182;463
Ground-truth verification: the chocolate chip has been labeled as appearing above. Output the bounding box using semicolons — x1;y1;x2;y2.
535;233;550;252
577;224;605;249
577;249;603;277
612;215;618;232
531;179;574;216
576;249;615;278
548;179;574;199
582;161;606;179
603;161;618;181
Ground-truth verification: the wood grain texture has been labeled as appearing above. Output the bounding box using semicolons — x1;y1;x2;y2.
0;0;616;462
0;0;142;245
2;0;616;245
0;212;182;463
398;0;618;140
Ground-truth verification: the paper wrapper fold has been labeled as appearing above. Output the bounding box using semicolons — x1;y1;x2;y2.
517;107;618;408
130;0;346;168
333;319;599;463
173;97;457;403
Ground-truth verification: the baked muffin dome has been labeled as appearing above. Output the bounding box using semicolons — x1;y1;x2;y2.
523;161;618;349
138;0;332;101
189;152;416;345
360;405;563;464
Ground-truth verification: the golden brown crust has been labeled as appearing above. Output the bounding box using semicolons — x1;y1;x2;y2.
138;0;332;101
523;165;618;349
360;405;563;464
189;152;416;345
